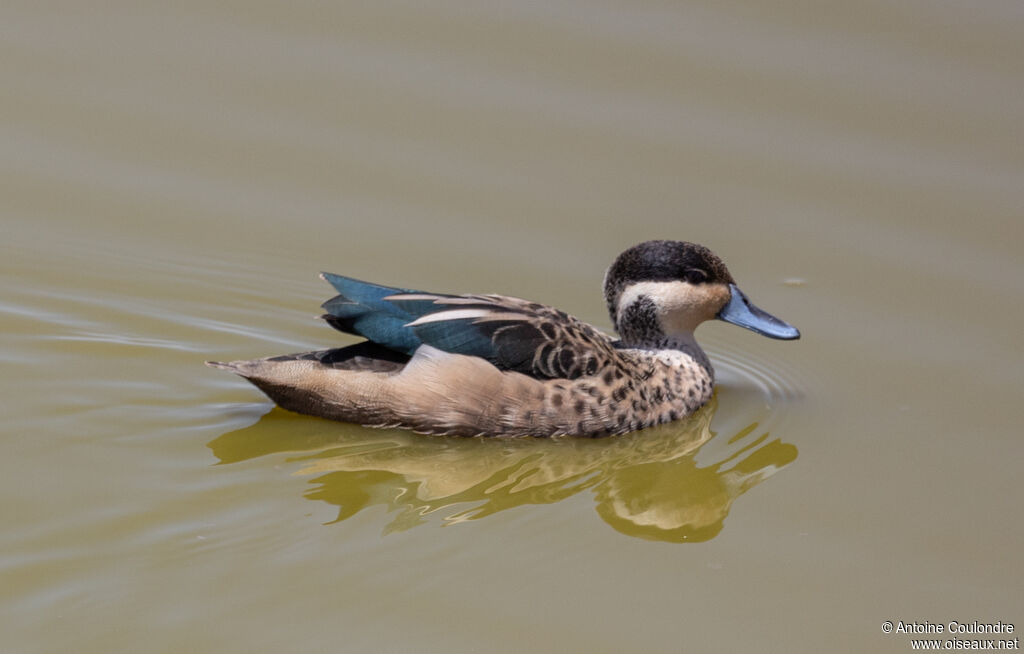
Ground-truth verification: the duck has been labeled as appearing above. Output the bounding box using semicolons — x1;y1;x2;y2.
207;240;799;437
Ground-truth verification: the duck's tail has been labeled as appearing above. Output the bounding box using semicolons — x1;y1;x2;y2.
206;352;399;425
205;359;245;373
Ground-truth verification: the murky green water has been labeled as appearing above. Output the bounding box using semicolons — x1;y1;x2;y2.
3;2;1022;652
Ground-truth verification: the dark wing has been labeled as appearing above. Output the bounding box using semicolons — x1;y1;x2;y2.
319;273;427;355
387;294;620;379
320;273;620;380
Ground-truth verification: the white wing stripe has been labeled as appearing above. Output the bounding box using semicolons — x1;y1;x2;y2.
406;309;494;326
383;293;445;301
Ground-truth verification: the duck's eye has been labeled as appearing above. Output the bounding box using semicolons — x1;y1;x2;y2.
683;268;708;284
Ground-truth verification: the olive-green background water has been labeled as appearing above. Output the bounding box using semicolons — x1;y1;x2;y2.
3;2;1022;652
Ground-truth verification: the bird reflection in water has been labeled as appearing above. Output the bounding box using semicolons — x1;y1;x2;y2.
207;396;796;543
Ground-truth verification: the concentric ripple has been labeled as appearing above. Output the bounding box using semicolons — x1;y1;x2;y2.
702;334;809;434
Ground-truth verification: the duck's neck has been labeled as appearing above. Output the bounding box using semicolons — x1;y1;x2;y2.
614;293;714;376
620;329;714;378
667;333;713;378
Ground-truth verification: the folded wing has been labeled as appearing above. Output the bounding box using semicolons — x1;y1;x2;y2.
320;273;620;379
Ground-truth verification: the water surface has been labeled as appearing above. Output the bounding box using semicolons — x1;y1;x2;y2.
2;2;1022;652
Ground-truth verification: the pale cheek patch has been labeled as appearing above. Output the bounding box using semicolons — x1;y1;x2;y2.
618;281;730;334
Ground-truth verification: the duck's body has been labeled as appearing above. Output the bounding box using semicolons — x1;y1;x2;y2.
209;240;799;437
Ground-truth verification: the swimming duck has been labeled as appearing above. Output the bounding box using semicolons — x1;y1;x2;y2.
208;240;799;437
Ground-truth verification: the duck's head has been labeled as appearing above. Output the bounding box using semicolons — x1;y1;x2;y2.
603;240;800;346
